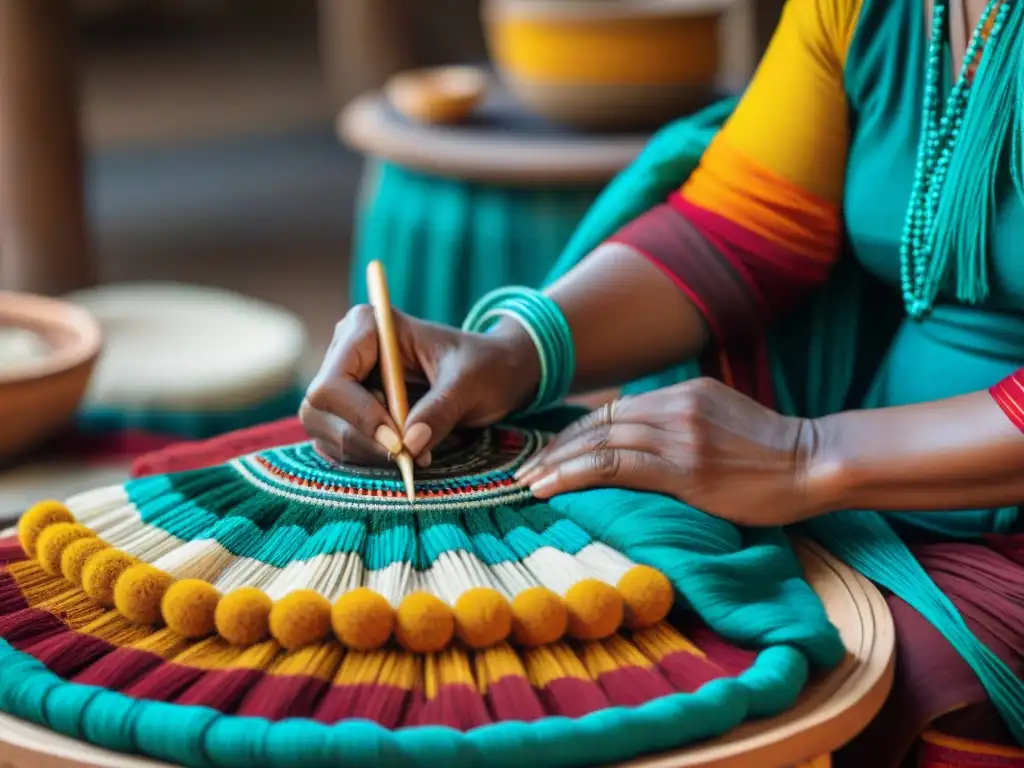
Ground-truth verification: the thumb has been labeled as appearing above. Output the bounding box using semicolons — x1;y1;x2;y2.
403;374;471;457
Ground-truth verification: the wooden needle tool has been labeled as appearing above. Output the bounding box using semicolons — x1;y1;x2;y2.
366;260;417;502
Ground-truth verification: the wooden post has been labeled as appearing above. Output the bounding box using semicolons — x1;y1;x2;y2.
318;0;418;111
0;0;94;295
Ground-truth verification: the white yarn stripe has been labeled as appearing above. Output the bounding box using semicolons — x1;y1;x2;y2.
60;496;638;606
65;484;130;522
366;560;415;606
574;541;638;584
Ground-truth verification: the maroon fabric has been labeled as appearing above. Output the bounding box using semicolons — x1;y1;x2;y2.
609;202;763;346
837;540;1024;768
130;417;304;478
918;738;1024;767
607;200;777;404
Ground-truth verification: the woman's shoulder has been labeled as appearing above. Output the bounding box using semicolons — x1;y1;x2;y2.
778;0;867;66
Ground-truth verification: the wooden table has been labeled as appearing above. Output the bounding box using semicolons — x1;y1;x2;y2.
0;537;895;768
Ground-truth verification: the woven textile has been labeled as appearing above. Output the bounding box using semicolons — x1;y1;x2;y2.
0;418;840;767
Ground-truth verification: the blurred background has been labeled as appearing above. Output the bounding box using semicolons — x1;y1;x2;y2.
0;0;786;509
4;0;784;365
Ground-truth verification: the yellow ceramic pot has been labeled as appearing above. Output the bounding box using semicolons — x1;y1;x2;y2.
483;0;732;131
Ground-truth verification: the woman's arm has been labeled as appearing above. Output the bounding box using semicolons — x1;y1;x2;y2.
523;0;858;399
812;372;1024;512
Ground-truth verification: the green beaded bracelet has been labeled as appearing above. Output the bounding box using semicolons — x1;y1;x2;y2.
462;287;576;414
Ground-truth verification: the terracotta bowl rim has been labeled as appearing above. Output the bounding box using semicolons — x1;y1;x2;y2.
483;0;734;23
0;290;102;386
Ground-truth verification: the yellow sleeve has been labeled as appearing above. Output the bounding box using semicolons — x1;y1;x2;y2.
678;0;864;263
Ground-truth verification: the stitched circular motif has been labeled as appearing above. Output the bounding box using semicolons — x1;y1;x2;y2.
233;426;546;509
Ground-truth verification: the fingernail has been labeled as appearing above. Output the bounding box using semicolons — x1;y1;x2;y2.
404;423;432;456
529;474;557;497
374;425;404;455
515;454;544;479
415;450;432;468
371;389;387;406
516;466;543;484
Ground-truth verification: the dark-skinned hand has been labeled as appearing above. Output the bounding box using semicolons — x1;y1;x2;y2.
300;305;540;467
516;377;830;527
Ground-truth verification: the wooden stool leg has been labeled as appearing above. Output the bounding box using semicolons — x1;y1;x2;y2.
0;0;94;295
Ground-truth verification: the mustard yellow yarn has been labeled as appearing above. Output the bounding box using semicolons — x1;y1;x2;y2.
331;588;394;650
564;579;623;640
34;523;93;576
395;592;454;653
114;564;174;626
18;500;74;559
454;587;512;649
60;538;109;586
81;549;138;607
618;565;674;629
162;579;220;639
269;590;332;650
510;586;568;647
216;587;273;646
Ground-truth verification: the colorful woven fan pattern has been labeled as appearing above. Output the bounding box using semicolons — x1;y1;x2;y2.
0;424;824;767
13;427;674;655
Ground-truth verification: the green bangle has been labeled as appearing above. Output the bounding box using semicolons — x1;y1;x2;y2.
462;287;575;414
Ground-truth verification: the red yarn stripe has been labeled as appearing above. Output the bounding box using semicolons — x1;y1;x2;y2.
0;568;29;615
0;601;748;730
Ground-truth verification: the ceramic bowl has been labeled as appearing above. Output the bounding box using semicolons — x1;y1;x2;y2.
483;0;732;131
385;66;489;125
0;291;102;463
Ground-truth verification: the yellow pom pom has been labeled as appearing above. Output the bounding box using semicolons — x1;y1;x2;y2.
61;538;108;586
81;549;137;607
35;523;93;576
331;588;394;650
395;592;454;653
18;500;74;559
511;586;567;647
216;588;272;646
162;579;220;639
618;565;674;629
269;590;332;650
564;578;623;640
454;587;512;649
114;564;173;625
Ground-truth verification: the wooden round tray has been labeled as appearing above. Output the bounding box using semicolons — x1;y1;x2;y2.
0;537;894;768
338;76;654;186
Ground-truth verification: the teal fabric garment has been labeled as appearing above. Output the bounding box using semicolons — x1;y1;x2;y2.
350;160;599;326
533;0;1024;738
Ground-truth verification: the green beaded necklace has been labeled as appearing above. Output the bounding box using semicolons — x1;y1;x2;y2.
900;0;1024;319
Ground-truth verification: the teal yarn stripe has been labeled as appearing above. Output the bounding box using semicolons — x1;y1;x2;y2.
0;637;809;768
120;484;596;570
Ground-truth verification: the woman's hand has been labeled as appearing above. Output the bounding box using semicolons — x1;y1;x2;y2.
517;378;832;527
301;306;539;466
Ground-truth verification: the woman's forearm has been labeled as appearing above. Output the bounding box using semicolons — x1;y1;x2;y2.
491;243;711;394
812;389;1024;513
546;243;711;392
